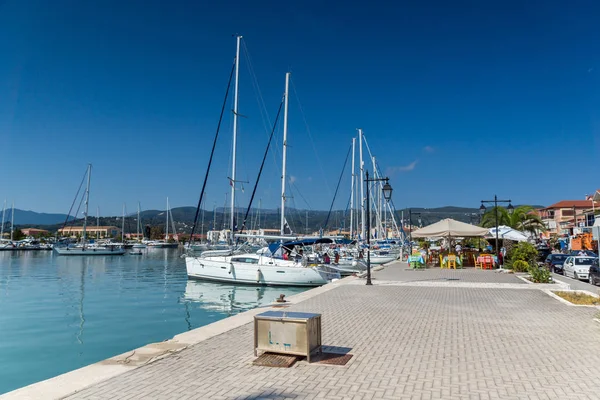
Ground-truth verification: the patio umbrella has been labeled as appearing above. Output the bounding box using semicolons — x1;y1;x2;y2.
487;225;528;242
411;218;488;238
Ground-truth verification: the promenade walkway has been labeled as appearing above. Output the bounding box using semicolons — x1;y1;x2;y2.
10;262;600;399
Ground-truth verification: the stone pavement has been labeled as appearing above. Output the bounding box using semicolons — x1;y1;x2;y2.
61;262;600;400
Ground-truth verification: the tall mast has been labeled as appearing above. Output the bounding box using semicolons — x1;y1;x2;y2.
121;204;125;243
82;164;91;245
137;202;141;240
350;138;356;239
230;35;242;242
280;72;290;235
10;201;14;241
165;197;169;241
200;195;205;243
212;202;217;242
1;200;6;238
372;155;380;240
359;129;365;240
96;206;100;239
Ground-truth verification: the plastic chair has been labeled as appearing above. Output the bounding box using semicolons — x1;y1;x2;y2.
473;254;483;269
447;255;457;269
483;256;493;269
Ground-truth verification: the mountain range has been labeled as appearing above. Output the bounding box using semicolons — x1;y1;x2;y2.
4;205;543;234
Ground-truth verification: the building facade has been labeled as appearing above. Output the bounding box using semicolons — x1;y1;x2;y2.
58;226;121;238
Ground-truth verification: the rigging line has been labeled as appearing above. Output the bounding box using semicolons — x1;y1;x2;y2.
290;76;333;196
241;40;273;135
322;144;352;230
189;59;237;242
241;40;283;182
288;179;312;210
60;166;88;233
239;97;285;234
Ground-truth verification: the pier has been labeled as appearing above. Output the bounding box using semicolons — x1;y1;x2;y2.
4;262;600;399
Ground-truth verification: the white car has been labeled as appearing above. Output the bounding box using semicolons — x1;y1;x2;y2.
563;256;597;281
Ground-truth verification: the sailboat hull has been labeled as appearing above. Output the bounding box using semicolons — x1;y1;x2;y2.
54;247;126;256
185;256;337;287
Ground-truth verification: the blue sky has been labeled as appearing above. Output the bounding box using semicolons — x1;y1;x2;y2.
1;0;599;216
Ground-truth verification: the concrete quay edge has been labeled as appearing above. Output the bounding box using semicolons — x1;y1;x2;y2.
0;276;358;400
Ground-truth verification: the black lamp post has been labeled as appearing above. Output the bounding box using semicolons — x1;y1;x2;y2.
365;171;393;285
480;196;513;267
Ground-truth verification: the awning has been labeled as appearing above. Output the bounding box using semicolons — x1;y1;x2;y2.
411;218;489;238
487;225;529;242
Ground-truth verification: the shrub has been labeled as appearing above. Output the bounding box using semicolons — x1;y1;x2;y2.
508;242;538;264
511;260;530;272
528;266;552;283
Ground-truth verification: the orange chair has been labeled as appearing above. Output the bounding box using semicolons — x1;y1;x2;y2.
483;256;494;270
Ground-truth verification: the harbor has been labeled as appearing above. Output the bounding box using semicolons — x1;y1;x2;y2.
0;249;308;395
4;263;600;399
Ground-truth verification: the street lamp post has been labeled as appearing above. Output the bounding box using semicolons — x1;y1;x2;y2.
480;195;513;267
365;171;393;285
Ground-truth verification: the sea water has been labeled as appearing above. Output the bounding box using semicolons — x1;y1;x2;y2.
0;249;307;394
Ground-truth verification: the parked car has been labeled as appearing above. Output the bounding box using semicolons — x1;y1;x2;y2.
588;259;600;285
537;246;552;263
569;250;598;257
563;256;597;281
544;254;569;274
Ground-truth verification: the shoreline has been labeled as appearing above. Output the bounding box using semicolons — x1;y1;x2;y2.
0;276;357;400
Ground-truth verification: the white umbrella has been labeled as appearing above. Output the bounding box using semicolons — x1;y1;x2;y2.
412;218;488;238
488;225;528;242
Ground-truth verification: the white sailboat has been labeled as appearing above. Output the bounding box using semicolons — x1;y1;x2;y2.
132;202;147;250
186;67;340;286
148;197;179;248
54;164;125;256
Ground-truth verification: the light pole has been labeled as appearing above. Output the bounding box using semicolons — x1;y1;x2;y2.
365;171;393;285
408;209;421;257
480;196;513;267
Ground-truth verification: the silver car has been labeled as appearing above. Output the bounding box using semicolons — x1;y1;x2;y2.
563;256;597;281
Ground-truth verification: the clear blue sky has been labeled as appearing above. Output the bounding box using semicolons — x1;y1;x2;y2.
1;0;599;216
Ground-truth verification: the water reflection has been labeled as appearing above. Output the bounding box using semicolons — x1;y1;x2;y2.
183;280;301;314
0;249;308;395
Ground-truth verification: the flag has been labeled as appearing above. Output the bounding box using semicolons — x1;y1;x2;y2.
284;218;293;235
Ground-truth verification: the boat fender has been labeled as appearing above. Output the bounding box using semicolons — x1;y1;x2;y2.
256;268;261;283
229;262;234;274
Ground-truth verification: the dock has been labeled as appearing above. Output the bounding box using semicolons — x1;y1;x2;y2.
4;262;600;399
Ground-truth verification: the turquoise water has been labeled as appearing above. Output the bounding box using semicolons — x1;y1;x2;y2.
0;249;308;395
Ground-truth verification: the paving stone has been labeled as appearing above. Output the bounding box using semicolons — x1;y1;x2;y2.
65;267;600;399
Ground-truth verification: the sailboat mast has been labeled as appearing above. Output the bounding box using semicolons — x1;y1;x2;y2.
359;129;365;240
230;35;242;242
96;207;99;239
82;164;91;245
165;197;169;241
350;138;356;239
200;196;205;243
10;201;14;241
1;200;5;238
137;202;141;240
372;156;380;240
280;72;290;235
121;204;125;243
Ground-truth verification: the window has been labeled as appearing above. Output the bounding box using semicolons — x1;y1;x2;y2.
561;209;574;217
231;257;259;264
575;258;594;265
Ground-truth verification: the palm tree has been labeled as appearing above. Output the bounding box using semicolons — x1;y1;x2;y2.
480;206;546;236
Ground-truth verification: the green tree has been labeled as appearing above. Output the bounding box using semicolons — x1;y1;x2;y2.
12;228;25;241
480;206;546;237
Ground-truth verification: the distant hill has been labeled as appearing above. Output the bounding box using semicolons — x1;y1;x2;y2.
0;209;74;226
11;204;545;234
